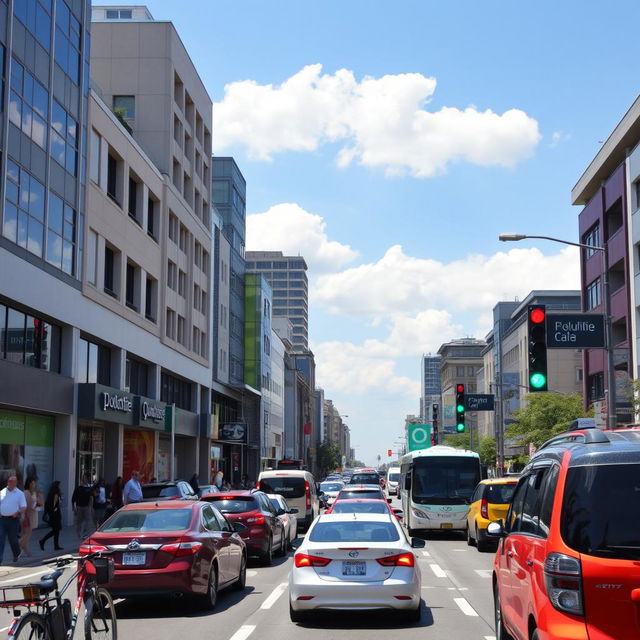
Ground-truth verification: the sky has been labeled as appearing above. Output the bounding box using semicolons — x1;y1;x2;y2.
123;0;640;465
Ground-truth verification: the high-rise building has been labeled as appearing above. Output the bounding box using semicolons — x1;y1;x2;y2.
245;251;309;350
420;354;441;424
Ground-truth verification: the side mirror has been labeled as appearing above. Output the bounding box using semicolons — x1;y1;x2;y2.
232;521;247;532
290;538;303;550
386;498;392;503
289;508;299;514
486;520;505;538
277;508;286;516
410;537;426;548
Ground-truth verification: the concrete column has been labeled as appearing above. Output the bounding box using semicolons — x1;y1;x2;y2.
111;347;126;389
99;134;109;191
95;235;106;292
60;325;80;379
138;267;146;317
149;363;161;399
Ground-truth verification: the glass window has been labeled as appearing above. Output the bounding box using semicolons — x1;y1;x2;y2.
50;100;77;175
310;521;400;543
113;95;135;119
212;180;228;204
506;477;527;532
0;304;5;359
518;468;548;536
101;508;193;532
89;129;101;184
538;465;559;537
6;308;26;364
46;192;75;274
7;58;48;149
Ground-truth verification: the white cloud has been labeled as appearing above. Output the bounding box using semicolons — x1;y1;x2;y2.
246;203;357;273
550;131;571;148
313;244;580;318
213;64;540;177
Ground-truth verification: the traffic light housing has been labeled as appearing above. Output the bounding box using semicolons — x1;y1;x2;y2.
528;305;548;392
455;384;465;432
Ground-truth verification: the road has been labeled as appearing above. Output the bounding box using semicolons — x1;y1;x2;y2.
0;497;498;640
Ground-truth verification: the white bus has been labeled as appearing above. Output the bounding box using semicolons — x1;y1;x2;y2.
399;446;481;535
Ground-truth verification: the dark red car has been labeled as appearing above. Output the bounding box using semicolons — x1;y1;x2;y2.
80;501;246;610
201;490;286;564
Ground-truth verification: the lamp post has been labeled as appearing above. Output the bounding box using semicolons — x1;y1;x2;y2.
499;233;616;433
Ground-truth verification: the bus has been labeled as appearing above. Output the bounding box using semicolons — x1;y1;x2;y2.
399;446;481;535
276;459;306;470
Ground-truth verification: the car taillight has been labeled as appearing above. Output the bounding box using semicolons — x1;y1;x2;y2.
255;481;261;490
543;553;583;616
295;553;332;568
376;553;415;567
245;514;266;525
79;542;109;555
480;499;488;520
305;481;311;509
160;541;203;557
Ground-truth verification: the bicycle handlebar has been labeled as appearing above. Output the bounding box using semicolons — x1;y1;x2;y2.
44;551;113;566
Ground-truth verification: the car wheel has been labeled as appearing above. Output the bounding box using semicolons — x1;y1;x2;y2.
262;536;273;566
201;565;218;611
476;526;491;552
289;601;306;623
494;582;513;640
233;554;246;591
466;524;475;546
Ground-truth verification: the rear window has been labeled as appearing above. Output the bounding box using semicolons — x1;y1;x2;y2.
350;474;379;484
485;483;516;504
142;485;180;498
205;497;259;513
310;521;399;542
339;489;383;500
561;463;640;559
332;502;389;514
320;483;343;492
259;477;306;498
387;473;400;482
101;508;192;532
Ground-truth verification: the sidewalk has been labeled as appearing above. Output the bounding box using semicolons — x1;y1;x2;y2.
0;525;81;580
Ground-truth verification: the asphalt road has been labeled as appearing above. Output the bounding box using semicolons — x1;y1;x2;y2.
0;497;499;640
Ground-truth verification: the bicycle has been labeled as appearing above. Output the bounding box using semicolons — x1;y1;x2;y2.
0;552;117;639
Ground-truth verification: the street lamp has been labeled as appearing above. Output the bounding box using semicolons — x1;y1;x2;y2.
499;233;615;432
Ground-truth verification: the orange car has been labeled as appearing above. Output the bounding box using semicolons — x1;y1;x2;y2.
489;427;640;640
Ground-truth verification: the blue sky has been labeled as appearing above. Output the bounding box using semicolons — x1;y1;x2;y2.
130;0;638;465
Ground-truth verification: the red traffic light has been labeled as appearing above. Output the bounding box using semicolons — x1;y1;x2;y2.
456;384;465;393
387;449;392;457
530;308;545;324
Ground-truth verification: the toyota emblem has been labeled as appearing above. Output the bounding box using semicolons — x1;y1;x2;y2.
348;550;359;558
127;539;141;551
441;507;452;512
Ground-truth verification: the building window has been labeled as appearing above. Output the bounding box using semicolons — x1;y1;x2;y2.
192;327;200;354
87;229;98;285
106;152;119;203
125;357;148;396
179;224;188;253
160;372;191;411
9;58;48;148
193;284;200;310
89;129;101;184
45;193;76;275
586;278;601;310
212;180;228;204
14;0;52;49
51;100;78;175
125;261;139;311
177;315;185;345
106;8;132;19
168;212;178;243
583;224;600;259
128;176;140;224
104;245;118;297
167;261;177;290
194;242;202;268
178;270;186;297
78;338;111;385
113;95;135;120
201;291;207;316
54;0;81;83
166;309;175;339
200;333;206;358
147;196;157;239
145;276;157;322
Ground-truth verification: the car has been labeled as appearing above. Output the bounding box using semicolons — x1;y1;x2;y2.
324;475;342;482
385;466;400;497
201;489;286;564
79;500;246;609
318;481;345;507
466;478;518;552
289;512;424;623
141;480;198;501
326;498;403;522
489;429;640;640
267;493;299;550
613;425;640;442
349;471;382;486
334;484;388;503
197;484;219;499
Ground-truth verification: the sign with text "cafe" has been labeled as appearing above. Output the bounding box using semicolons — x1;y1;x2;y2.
546;314;605;348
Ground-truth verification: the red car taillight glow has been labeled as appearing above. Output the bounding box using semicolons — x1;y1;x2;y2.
295;553;332;568
480;498;488;519
376;553;415;567
543;553;584;616
79;542;109;555
305;481;311;509
160;541;203;557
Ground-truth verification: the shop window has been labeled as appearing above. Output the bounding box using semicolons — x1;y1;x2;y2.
78;338;111;385
77;425;104;486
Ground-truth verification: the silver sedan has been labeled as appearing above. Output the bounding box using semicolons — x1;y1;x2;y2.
289;513;424;623
267;494;298;549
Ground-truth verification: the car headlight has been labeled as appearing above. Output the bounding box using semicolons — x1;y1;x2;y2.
411;507;429;519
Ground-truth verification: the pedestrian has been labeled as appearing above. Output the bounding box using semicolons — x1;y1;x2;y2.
72;474;94;539
0;476;27;563
123;470;143;505
110;476;123;510
19;476;41;557
214;470;224;490
39;481;63;551
189;473;199;494
93;478;107;527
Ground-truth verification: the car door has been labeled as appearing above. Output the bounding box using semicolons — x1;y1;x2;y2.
468;483;483;531
202;505;229;583
214;508;243;581
260;493;283;548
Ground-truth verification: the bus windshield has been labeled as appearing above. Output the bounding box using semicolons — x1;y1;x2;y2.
412;456;480;505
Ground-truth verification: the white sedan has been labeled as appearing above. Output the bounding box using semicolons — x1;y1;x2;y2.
289;513;424;623
267;494;298;549
319;481;345;507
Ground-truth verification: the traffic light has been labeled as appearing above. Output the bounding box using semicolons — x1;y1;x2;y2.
527;305;548;392
387;449;392;457
455;384;465;433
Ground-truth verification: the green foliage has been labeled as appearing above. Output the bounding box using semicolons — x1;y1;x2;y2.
318;440;341;474
443;433;471;450
505;393;591;448
348;459;365;468
478;436;496;466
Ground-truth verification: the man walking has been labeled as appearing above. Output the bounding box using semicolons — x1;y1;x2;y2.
72;474;94;539
123;470;143;505
0;476;27;563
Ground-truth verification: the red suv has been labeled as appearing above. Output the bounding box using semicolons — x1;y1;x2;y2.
202;490;286;565
490;428;640;640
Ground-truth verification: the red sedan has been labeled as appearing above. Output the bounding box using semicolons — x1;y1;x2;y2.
80;501;246;609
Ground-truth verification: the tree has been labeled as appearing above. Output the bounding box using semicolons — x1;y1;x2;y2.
318;440;341;475
478;436;496;466
443;433;472;450
505;393;590;449
349;459;365;468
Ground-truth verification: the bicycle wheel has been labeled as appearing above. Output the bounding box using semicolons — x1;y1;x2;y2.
84;587;117;640
12;612;51;640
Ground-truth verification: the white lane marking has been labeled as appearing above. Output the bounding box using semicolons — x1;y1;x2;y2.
0;627;8;634
260;582;288;610
229;625;256;640
454;597;479;617
485;636;497;640
246;570;258;577
475;569;492;579
421;550;431;557
429;563;447;578
0;569;51;584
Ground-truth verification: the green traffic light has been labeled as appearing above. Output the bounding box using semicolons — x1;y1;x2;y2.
456;423;465;432
530;372;547;389
456;404;464;413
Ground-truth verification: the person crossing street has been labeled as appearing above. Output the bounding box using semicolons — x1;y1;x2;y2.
0;476;27;563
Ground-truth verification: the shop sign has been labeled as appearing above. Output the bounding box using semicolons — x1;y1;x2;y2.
102;392;133;414
219;423;247;442
77;384;135;425
134;397;167;429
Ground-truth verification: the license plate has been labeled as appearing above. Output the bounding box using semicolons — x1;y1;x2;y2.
440;523;453;529
342;560;366;576
122;552;146;565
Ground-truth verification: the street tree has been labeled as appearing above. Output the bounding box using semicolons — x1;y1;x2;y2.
318;440;341;475
443;433;472;450
478;436;496;466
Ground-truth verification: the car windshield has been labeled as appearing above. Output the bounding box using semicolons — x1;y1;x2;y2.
205;497;258;513
320;483;343;492
142;485;180;498
350;474;379;484
561;463;640;559
485;483;516;504
310;521;399;542
412;456;480;505
339;489;383;499
101;508;192;532
387;473;400;482
259;477;306;498
332;502;389;514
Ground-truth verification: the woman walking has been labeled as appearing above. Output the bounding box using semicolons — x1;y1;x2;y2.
39;481;63;551
19;476;41;557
